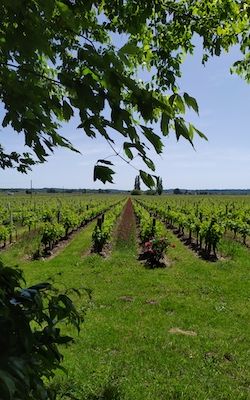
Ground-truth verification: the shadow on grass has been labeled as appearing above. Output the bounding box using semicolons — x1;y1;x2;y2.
51;380;122;400
86;384;122;400
171;228;219;262
138;252;168;269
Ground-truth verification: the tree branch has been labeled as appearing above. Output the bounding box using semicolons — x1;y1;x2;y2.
106;139;139;172
2;63;64;87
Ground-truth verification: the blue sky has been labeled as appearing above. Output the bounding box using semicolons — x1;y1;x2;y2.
0;41;249;190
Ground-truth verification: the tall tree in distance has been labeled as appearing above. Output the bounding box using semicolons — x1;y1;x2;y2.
134;175;141;191
156;177;163;195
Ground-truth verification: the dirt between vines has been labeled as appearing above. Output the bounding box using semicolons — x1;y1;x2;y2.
115;198;136;245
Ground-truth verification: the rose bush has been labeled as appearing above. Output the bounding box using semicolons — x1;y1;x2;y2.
143;237;169;264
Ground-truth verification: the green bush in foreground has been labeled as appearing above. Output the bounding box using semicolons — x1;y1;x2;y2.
0;261;84;400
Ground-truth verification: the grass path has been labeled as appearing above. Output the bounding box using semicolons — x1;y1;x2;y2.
1;200;249;399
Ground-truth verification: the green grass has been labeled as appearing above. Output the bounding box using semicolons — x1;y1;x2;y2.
1;217;250;399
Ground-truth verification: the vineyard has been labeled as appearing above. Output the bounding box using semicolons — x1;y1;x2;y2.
0;194;125;258
136;195;250;259
0;193;249;399
1;193;249;260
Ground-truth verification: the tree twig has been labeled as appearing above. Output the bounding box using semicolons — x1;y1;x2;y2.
106;139;139;171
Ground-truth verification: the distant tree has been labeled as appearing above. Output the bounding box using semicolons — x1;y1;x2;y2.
156;177;163;195
173;188;182;195
200;191;208;195
134;175;141;191
46;188;56;193
131;189;141;196
145;190;156;196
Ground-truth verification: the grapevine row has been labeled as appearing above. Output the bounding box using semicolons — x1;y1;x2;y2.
136;196;250;257
40;199;125;254
92;201;126;252
133;200;168;265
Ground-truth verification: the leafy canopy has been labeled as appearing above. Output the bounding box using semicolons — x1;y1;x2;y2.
0;0;249;186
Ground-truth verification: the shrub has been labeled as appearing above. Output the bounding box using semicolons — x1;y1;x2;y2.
143;237;169;264
130;190;141;196
0;261;84;400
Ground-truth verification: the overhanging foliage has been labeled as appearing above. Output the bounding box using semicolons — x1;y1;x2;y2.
0;0;249;185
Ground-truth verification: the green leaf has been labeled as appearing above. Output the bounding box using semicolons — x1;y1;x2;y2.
0;370;16;400
56;1;72;18
111;107;123;130
56;335;73;344
174;119;194;146
141;126;163;154
82;126;96;138
188;123;194;141
161;113;170;136
97;159;114;165
119;42;139;55
215;39;221;56
139;170;155;189
127;126;139;143
141;156;155;171
183;93;199;114
123;143;133;160
8;359;28;385
62;101;74;121
193;126;208;141
94;165;115;184
174;94;185;113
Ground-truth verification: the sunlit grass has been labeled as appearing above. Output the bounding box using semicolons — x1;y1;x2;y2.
1;214;249;400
